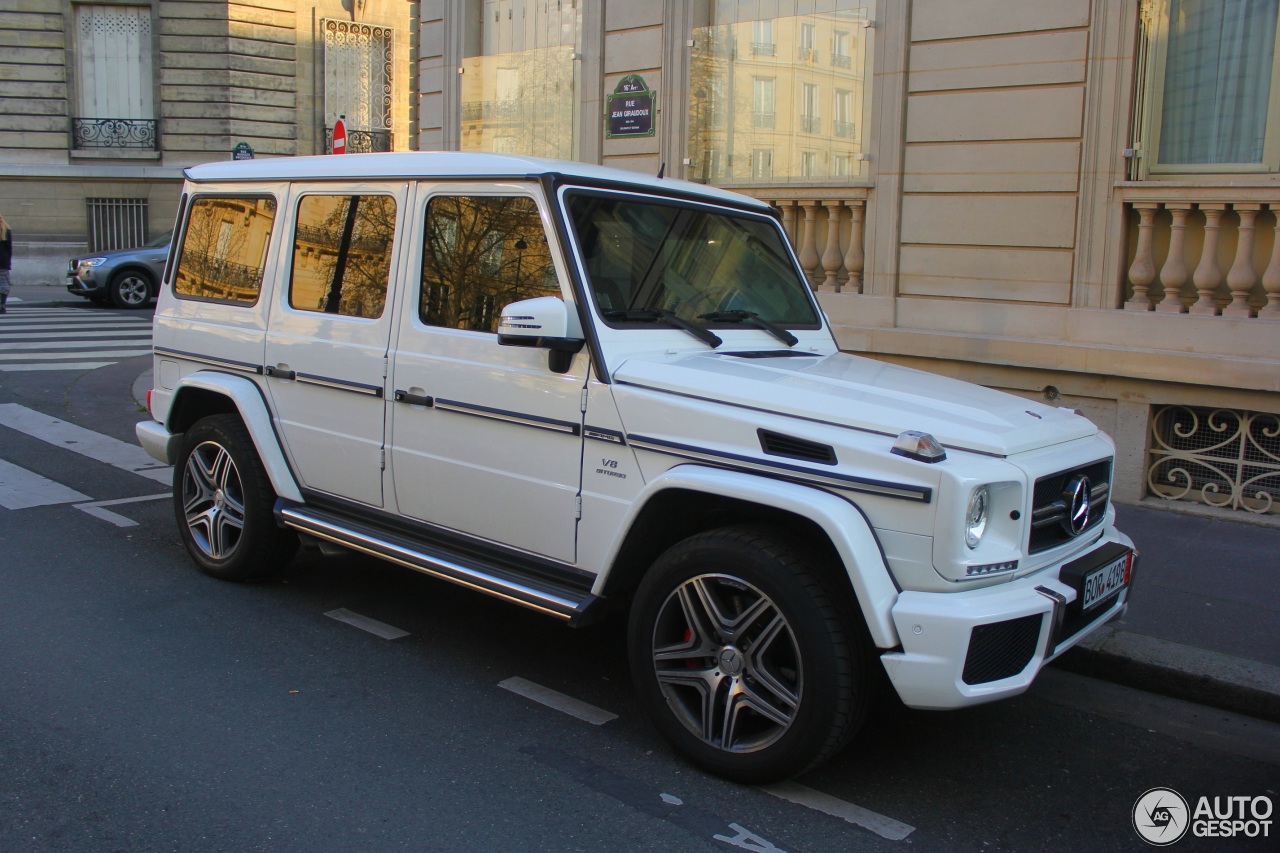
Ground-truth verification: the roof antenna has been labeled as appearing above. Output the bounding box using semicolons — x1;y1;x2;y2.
656;161;665;179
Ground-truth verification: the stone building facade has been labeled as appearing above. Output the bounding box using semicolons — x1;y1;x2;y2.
1;0;1276;520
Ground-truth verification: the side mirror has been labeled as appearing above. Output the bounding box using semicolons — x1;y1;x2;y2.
497;297;585;374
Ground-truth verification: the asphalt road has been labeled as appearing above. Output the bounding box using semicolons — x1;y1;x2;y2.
1;304;1276;852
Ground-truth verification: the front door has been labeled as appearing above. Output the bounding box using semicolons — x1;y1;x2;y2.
388;188;587;563
264;184;406;507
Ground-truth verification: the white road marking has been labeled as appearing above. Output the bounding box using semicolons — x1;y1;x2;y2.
324;608;411;640
760;782;916;841
0;329;153;339
73;493;171;528
0;458;91;509
0;404;171;484
0;350;153;361
713;822;790;852
0;362;115;372
498;676;618;725
0;338;152;351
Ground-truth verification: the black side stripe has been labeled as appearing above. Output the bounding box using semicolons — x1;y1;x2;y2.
294;372;384;397
627;434;932;503
434;398;581;436
152;346;263;375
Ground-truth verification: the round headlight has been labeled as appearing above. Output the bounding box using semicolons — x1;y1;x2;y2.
965;486;989;549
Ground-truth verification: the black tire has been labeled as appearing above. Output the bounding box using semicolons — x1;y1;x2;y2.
628;526;872;783
173;414;297;581
109;269;152;309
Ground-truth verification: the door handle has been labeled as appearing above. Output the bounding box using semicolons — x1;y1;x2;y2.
265;365;296;380
393;390;433;407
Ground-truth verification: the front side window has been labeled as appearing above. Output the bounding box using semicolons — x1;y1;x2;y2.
1136;0;1280;174
566;192;819;329
289;195;397;318
419;196;561;333
174;196;276;304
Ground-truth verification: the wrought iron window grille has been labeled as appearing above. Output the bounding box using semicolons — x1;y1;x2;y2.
72;118;158;150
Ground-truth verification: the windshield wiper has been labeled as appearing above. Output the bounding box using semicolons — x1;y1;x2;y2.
699;310;798;347
603;308;723;348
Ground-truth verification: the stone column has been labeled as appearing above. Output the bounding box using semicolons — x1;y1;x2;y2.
819;200;844;292
1125;202;1159;310
1155;203;1191;313
843;200;865;295
1189;204;1226;316
1222;203;1261;318
797;201;821;290
1260;203;1280;318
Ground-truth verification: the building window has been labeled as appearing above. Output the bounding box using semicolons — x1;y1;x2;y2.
86;198;147;252
800;151;818;177
833;155;852;177
753;77;776;129
322;20;394;153
801;83;820;133
1134;0;1280;175
72;4;157;150
751;20;776;55
833;89;854;138
420;196;560;333
459;0;581;160
688;1;873;184
290;195;397;319
751;149;774;180
174;197;277;306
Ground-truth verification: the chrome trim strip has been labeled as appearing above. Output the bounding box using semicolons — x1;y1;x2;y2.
583;426;626;445
434;398;581;436
279;507;585;620
152;346;263;375
627;434;932;503
294;371;384;397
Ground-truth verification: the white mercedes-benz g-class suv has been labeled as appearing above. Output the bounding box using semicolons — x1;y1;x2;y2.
137;152;1135;783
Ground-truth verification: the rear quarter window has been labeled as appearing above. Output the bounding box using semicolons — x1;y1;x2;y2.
173;196;277;305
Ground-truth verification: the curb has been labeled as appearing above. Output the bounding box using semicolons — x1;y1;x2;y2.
1054;627;1280;723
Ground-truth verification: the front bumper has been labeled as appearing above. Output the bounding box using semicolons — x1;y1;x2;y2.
881;527;1136;709
66;273;103;296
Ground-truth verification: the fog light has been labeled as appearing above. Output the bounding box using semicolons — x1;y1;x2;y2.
966;560;1019;577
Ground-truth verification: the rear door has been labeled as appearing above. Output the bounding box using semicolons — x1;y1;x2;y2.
264;182;407;508
387;185;588;563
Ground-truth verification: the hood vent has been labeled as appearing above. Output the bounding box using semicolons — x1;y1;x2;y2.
758;429;837;465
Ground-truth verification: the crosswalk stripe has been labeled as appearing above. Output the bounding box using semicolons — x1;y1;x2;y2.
0;362;116;372
0;457;92;509
0;403;171;484
0;350;153;362
0;308;152;372
0;326;153;337
0;338;152;351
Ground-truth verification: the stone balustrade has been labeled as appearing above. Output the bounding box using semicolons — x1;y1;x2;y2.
1123;191;1280;318
739;188;869;294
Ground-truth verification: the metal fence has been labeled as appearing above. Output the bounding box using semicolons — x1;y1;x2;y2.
86;198;148;252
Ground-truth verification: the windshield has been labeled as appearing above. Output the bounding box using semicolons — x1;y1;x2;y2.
565;192;820;330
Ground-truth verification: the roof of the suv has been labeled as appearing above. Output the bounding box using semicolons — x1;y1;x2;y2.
184;151;771;212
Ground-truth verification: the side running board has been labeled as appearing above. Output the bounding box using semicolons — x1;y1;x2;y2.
276;503;602;626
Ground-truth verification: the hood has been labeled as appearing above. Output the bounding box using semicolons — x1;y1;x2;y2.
612;351;1097;457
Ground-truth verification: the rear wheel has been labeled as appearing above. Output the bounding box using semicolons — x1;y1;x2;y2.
109;270;152;309
173;415;297;581
628;526;872;783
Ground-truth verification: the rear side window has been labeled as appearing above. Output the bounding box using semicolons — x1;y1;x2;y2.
419;195;562;333
173;196;276;305
289;194;397;319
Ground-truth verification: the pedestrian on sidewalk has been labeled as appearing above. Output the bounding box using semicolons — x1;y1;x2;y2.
0;212;12;313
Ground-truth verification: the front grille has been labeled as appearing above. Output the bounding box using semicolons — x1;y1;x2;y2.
1028;459;1112;554
962;614;1044;685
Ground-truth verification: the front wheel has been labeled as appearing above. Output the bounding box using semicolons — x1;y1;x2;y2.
109;270;152;309
173;415;297;581
628;526;872;783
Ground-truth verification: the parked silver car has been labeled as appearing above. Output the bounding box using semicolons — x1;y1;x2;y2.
66;231;171;308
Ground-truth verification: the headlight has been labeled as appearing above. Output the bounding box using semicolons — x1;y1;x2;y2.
81;257;107;268
965;486;989;549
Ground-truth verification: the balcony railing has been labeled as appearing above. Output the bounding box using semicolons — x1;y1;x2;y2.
1122;189;1280;318
833;121;855;139
743;189;870;295
750;41;776;56
72;118;158;150
797;47;818;63
325;126;393;153
801;115;821;134
752;111;776;129
832;53;852;68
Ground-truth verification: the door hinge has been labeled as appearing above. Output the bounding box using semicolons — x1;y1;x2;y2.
380;448;386;470
575;495;582;520
580;387;589;412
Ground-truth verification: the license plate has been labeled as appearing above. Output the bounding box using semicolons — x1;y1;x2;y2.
1082;553;1129;610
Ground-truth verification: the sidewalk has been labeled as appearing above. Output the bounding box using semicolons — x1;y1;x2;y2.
6;282;1279;722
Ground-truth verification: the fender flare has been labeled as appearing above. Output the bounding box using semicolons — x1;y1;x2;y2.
603;464;901;648
171;371;303;502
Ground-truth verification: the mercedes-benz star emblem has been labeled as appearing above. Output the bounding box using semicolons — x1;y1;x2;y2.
1063;475;1091;536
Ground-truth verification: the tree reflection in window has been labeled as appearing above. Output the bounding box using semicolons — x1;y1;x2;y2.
420;196;561;333
174;196;276;304
290;194;396;318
